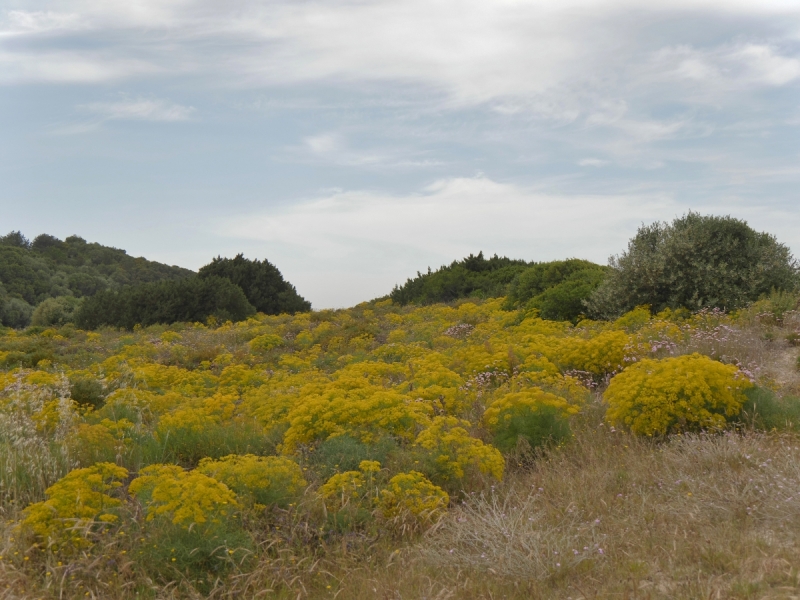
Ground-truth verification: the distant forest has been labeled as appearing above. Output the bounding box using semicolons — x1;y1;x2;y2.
0;232;309;329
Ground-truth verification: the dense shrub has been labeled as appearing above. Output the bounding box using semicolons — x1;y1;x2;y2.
21;463;128;549
199;254;310;314
587;213;799;318
483;389;576;452
31;296;82;326
0;297;34;328
196;454;306;508
74;276;256;329
390;252;529;305
503;259;608;322
604;353;752;435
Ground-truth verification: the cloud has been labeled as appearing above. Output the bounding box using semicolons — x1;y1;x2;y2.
578;158;610;167
81;98;195;121
220;176;681;307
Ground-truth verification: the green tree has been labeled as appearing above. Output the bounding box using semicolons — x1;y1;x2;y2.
390;252;529;305
503;259;608;322
74;276;256;330
198;254;310;315
586;213;799;318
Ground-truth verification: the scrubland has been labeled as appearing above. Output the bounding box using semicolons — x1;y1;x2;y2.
1;297;800;599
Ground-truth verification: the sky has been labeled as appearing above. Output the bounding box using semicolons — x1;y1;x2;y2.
2;0;799;308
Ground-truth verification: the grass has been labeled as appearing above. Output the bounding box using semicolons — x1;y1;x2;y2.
3;299;800;598
3;413;800;598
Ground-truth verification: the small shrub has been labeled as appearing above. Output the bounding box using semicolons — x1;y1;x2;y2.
319;460;383;531
20;463;128;549
196;454;306;508
377;471;449;533
129;464;251;580
415;416;504;487
604;353;752;435
483;389;577;453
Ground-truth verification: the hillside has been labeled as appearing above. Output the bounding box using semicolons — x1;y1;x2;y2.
1;296;800;598
0;231;193;327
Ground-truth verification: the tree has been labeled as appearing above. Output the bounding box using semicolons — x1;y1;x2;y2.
503;259;608;322
74;276;256;330
586;213;799;318
198;254;310;315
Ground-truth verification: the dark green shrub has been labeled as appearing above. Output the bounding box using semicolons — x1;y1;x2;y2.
586;213;799;318
70;378;105;410
31;296;82;327
74;276;255;330
503;259;608;322
390;252;529;305
0;297;34;328
199;254;310;314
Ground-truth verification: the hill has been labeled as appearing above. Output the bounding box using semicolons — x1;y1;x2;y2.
0;231;192;327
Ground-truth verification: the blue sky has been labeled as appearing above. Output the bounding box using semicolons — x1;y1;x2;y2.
2;0;799;307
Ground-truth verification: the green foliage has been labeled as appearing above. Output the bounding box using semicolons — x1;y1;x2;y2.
504;259;608;322
483;390;575;452
31;296;82;327
0;231;192;307
586;213;799;318
309;434;398;479
0;297;34;329
738;387;800;431
390;252;529;305
199;254;310;314
74;276;256;330
196;454;307;508
70;377;106;410
604;353;752;435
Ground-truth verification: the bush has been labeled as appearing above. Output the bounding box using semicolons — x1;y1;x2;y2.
390;252;529;305
483;389;576;452
586;213;799;318
377;471;449;533
604;353;752;435
196;454;306;508
503;259;608;322
0;297;34;328
31;296;82;327
21;463;128;550
198;254;310;315
74;276;256;330
129;464;251;584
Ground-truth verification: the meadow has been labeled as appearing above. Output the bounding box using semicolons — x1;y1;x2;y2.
1;295;800;599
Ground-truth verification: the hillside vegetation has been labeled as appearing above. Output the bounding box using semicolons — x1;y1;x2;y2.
0;232;192;328
2;293;800;598
2;213;800;599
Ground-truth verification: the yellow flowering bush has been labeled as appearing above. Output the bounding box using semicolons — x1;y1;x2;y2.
604;353;752;435
249;333;284;353
319;460;382;513
483;389;578;452
196;454;306;508
129;464;238;526
415;416;504;484
377;471;449;527
556;330;631;376
21;463;128;547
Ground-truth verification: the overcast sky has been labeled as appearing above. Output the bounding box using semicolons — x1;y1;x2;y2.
2;1;799;307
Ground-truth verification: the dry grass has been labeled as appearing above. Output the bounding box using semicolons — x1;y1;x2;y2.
3;312;800;599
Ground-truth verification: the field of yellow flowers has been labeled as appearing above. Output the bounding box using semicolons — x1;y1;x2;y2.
1;298;800;599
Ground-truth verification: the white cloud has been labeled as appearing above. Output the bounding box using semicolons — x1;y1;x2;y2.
578;158;610;167
81;98;195;121
221;176;680;307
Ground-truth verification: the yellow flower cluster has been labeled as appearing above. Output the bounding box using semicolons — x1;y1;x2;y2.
21;463;128;546
377;471;449;520
415;416;505;482
196;454;306;508
129;464;238;526
604;353;752;435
